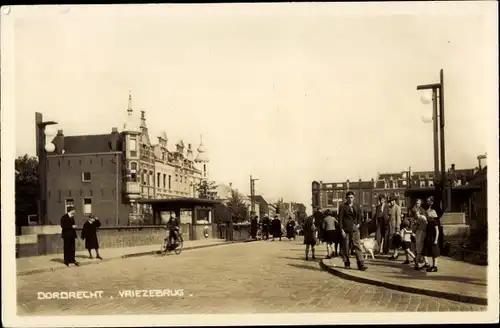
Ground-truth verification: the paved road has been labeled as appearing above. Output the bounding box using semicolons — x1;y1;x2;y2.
17;239;485;315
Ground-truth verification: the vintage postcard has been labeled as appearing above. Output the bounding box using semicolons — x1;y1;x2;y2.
1;2;498;327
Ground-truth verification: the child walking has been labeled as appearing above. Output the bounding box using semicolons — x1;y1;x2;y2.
400;219;415;264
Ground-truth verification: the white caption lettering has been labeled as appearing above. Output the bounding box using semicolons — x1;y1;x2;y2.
118;289;185;298
37;291;104;300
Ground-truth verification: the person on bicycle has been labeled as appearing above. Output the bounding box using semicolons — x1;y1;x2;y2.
166;214;180;246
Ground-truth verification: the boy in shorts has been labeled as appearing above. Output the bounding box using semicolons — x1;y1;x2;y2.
400;219;415;264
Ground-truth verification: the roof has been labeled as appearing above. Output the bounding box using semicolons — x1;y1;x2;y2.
136;197;222;208
57;134;119;154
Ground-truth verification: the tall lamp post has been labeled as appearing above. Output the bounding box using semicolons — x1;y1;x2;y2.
416;69;447;211
35;112;58;225
250;175;259;215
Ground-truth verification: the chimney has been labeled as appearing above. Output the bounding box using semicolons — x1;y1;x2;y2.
55;130;64;154
229;182;232;188
188;143;192;150
112;127;118;134
140;110;147;129
477;154;487;170
109;130;120;151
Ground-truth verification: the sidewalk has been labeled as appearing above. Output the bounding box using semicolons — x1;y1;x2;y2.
17;239;236;276
320;255;488;306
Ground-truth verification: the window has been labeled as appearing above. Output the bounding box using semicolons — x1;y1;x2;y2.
129;138;137;151
420;181;425;187
65;198;75;213
149;171;153;186
175;174;178;182
157;173;161;187
83;198;92;215
163;174;166;188
168;175;172;189
82;172;91;182
327;191;334;206
142;170;147;185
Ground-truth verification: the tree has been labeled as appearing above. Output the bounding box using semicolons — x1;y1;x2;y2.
226;190;248;223
15;155;39;231
196;180;218;200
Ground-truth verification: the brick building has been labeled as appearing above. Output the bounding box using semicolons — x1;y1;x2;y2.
312;156;487;219
44;93;210;227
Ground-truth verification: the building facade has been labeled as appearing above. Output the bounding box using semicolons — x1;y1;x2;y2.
313;156;488;222
44;94;209;227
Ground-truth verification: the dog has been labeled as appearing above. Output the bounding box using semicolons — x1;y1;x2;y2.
359;237;379;260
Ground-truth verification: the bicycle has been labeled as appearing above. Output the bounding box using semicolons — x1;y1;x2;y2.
160;231;184;255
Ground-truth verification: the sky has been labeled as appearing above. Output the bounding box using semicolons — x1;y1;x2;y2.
10;3;498;213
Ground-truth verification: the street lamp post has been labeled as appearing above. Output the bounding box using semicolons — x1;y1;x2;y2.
35;112;58;225
417;69;447;211
250;175;259;215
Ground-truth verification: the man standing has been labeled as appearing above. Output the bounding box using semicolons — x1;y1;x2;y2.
339;191;367;271
313;207;325;244
374;195;388;254
60;206;79;266
387;195;402;260
261;214;270;240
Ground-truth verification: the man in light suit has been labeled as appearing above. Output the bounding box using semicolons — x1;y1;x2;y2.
386;195;402;260
373;194;389;254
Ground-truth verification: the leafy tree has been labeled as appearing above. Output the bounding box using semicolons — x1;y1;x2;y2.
226;190;248;223
196;180;218;200
15;155;39;231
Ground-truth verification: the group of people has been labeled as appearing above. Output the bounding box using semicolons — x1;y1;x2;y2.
301;191;445;273
302;191;368;270
250;214;298;241
374;194;443;272
60;206;102;266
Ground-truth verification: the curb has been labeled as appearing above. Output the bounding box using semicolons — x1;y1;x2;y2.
319;259;487;306
17;240;253;277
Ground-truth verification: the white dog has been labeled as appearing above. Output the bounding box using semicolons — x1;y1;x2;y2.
359;237;379;260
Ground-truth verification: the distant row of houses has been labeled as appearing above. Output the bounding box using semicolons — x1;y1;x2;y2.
312;154;488;231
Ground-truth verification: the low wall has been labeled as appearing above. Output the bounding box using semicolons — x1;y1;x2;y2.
16;224;222;258
231;223;251;241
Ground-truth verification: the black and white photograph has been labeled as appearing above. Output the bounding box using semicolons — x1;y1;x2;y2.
1;2;498;327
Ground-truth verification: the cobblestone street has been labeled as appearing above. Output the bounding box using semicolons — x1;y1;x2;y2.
17;239;486;315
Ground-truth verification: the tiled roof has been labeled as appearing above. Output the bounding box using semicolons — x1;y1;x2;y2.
59;134;119;154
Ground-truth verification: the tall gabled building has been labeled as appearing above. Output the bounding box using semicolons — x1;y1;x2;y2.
44;93;210;226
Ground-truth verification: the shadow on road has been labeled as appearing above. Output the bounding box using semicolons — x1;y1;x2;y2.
50;255;89;264
287;263;323;272
277;256;305;261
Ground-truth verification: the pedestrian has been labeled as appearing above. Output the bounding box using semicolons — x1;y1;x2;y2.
373;195;388;254
60;206;79;266
424;201;441;272
303;215;317;260
286;217;296;240
387;195;402;260
339;191;367;271
322;209;338;259
426;196;444;253
411;199;430;270
272;215;282;241
261;215;270;240
400;219;415;264
250;215;259;239
332;213;342;257
81;213;102;260
313;207;325;245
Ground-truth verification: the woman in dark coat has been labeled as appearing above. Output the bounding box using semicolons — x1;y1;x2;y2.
303;215;317;260
286;217;296;240
272;216;282;241
81;214;102;259
250;215;259;239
